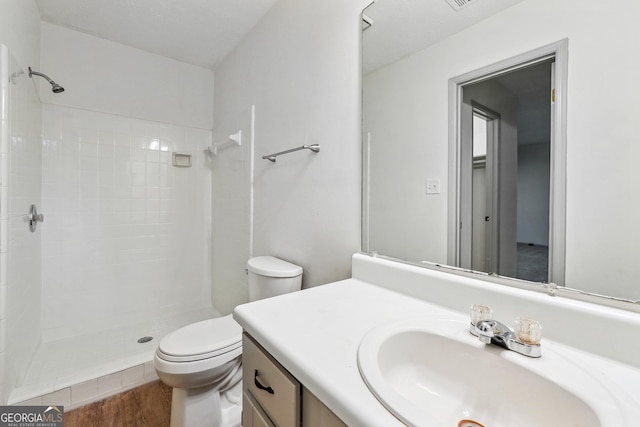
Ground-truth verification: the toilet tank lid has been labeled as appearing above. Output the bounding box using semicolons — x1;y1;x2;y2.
247;256;303;278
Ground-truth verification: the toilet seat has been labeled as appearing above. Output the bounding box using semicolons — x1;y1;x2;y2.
157;315;242;363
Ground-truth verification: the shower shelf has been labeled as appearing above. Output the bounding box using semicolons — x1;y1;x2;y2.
209;130;241;156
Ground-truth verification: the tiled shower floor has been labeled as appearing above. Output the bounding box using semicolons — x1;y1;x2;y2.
10;306;220;407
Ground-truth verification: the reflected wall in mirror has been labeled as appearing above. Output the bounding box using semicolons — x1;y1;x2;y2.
362;0;640;304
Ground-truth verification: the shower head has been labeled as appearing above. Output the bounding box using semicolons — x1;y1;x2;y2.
50;82;65;93
28;67;65;93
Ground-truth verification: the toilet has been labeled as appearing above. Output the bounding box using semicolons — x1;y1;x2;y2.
154;256;303;427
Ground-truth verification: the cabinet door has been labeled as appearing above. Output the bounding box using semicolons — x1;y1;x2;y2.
302;388;347;427
243;333;301;427
244;391;276;427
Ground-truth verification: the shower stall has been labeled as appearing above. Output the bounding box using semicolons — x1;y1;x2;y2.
0;44;218;408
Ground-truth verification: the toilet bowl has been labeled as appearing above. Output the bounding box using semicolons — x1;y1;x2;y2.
154;315;243;427
154;256;302;427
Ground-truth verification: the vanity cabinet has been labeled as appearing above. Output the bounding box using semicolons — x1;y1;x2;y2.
242;333;346;427
242;333;300;427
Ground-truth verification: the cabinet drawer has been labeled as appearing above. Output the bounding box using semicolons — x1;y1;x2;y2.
243;333;300;427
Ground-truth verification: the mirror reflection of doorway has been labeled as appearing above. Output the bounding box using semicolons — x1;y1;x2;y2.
460;58;553;282
471;107;499;274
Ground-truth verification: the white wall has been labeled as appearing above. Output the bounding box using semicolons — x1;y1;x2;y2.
6;56;43;402
517;143;550;245
364;57;449;263
0;0;42;406
0;45;7;407
211;0;368;314
40;23;214;130
364;0;640;300
0;45;43;405
0;0;41;77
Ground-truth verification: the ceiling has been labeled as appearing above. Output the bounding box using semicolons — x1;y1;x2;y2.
361;0;547;144
35;0;528;73
35;0;278;70
363;0;526;73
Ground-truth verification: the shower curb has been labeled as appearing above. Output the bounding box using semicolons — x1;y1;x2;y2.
9;360;159;411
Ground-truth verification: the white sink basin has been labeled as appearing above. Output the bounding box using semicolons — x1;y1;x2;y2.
357;317;610;427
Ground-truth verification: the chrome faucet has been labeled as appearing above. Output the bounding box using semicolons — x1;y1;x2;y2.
471;319;542;358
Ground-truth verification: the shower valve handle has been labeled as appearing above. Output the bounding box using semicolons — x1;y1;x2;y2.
27;204;44;232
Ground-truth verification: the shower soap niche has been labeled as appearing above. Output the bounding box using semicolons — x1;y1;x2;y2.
172;152;192;167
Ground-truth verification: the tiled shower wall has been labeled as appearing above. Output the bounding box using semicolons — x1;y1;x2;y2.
0;43;8;406
1;45;43;405
40;104;213;342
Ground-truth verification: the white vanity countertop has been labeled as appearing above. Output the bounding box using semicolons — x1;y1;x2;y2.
233;278;640;427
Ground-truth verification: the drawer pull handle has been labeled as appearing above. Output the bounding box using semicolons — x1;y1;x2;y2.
254;369;275;394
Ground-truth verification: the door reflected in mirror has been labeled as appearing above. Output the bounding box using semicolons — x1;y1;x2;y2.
470;107;498;274
458;60;553;283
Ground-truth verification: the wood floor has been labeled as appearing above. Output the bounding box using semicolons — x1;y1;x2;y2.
64;381;172;427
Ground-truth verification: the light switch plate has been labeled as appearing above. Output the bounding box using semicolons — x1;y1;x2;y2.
426;179;441;194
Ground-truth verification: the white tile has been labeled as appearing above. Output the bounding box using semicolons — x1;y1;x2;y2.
0;154;7;187
8;382;54;405
15;396;43;406
0;319;5;353
0;219;8;252
114;133;131;148
143;361;159;380
122;364;144;387
71;379;98;404
97;372;121;395
0;350;5;381
1;120;9;155
80;142;98;158
0;284;6;318
42;388;71;407
10;107;218;400
98;142;115;160
41;109;61;141
0;188;7;220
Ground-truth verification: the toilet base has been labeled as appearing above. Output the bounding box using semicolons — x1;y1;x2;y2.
169;375;242;427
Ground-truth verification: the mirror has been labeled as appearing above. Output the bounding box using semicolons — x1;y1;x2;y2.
362;0;640;306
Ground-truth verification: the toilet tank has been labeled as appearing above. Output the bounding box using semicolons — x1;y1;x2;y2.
247;256;303;302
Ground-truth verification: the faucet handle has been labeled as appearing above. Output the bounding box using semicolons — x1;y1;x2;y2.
469;304;492;327
515;317;542;345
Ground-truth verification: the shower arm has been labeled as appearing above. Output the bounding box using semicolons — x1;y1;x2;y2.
28;67;54;84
